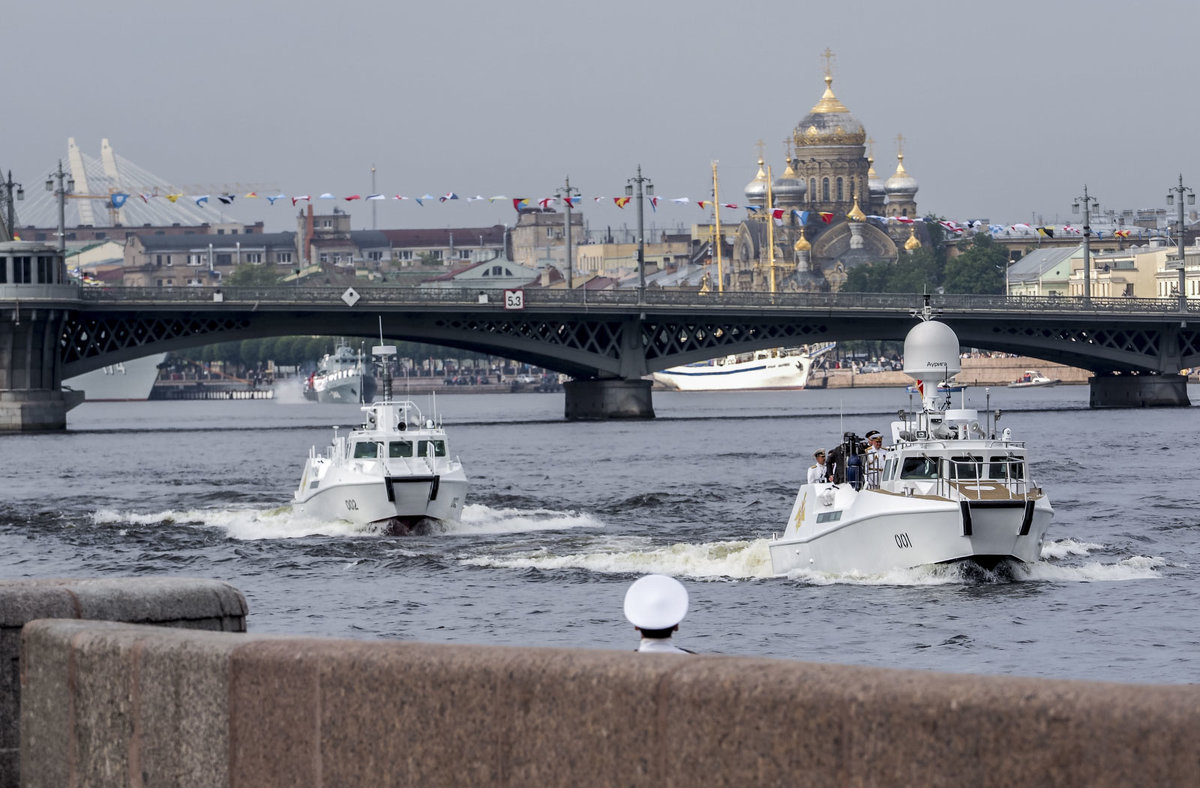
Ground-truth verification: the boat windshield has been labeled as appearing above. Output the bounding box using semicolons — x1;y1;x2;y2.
418;440;447;458
352;442;381;459
389;440;413;458
988;456;1025;480
899;457;939;480
946;455;985;480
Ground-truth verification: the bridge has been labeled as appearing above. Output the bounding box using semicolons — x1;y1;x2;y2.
3;240;1198;430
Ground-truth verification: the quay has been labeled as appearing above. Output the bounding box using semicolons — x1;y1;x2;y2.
3;577;1198;787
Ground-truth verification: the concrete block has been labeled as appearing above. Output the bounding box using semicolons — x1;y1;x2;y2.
1;578;246;788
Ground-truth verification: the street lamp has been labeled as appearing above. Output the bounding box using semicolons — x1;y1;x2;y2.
44;160;74;254
556;175;580;290
1166;174;1194;309
1072;185;1098;300
1;170;23;241
625;165;653;303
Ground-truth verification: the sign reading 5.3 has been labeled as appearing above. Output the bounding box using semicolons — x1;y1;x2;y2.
504;289;525;310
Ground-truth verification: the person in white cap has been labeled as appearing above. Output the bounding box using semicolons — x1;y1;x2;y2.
864;429;888;489
623;574;694;654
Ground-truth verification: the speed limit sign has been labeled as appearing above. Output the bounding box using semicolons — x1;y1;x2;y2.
504;289;525;310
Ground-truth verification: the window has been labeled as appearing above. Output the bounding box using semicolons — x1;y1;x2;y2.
432;250;443;261
419;440;446;457
367;251;383;262
457;249;471;260
836;177;844;202
987;456;1024;480
900;457;938;480
808;179;816;202
245;253;262;264
822;178;830;202
492;265;504;276
0;258;6;284
389;441;413;458
353;442;380;459
947;456;985;480
156;255;163;266
816;511;843;524
188;254;204;266
216;254;232;266
397;250;413;261
277;252;292;264
12;256;31;283
37;256;54;283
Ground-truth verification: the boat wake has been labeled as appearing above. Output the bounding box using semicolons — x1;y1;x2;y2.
462;535;1166;586
90;502;600;541
464;537;775;579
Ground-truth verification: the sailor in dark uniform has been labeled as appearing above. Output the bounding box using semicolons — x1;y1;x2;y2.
623;574;694;654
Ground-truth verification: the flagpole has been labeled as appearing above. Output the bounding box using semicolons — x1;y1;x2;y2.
766;165;776;294
712;161;723;293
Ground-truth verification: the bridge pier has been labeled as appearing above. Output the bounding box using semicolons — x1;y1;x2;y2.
563;378;655;420
1088;373;1190;408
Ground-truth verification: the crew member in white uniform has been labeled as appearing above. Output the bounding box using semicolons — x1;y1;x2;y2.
623;574;694;654
864;430;888;489
807;449;827;484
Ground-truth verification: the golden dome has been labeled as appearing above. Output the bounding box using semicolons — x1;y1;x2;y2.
847;195;866;222
904;226;922;251
794;72;866;148
794;228;811;252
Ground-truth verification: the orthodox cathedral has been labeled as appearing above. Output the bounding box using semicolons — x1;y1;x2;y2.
728;57;924;292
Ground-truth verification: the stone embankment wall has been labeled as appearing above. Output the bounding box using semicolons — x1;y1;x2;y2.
21;618;1200;787
0;578;247;788
815;357;1092;389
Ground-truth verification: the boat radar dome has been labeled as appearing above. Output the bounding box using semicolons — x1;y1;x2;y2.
624;574;689;630
903;320;961;408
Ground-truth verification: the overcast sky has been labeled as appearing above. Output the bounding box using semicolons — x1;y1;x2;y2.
6;0;1198;234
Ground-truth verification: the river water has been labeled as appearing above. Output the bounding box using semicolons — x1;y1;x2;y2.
2;383;1198;684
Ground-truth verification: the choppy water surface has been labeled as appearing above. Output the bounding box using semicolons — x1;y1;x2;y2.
2;384;1198;684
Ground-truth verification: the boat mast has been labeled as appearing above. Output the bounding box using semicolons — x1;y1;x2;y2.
712;161;723;293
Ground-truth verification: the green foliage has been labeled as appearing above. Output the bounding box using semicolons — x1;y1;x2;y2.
842;247;941;293
418;252;441;266
224;264;284;287
942;233;1006;294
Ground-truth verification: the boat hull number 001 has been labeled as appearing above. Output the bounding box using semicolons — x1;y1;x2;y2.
894;532;913;549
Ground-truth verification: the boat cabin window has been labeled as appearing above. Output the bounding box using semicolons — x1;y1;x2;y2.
352;441;381;459
389;440;414;458
899;456;939;480
418;440;447;458
988;456;1025;480
946;455;985;480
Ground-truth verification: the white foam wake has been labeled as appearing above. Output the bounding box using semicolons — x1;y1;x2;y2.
464;538;775;580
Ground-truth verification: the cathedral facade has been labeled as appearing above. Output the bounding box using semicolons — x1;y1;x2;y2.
729;63;922;292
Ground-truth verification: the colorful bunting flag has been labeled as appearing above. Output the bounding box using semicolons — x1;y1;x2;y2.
366;194;385;200
440;192;458;202
614;197;631;208
819;212;834;223
110;193;130;209
512;198;530;211
165;193;182;203
194;195;209;206
344;194;361;201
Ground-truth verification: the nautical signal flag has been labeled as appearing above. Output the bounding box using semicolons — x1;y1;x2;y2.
819;212;834;223
110;193;129;209
1114;229;1131;238
512;198;530;211
344;194;361;201
1037;227;1054;238
772;208;786;224
614;197;631;208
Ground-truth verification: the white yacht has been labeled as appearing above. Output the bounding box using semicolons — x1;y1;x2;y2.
293;347;467;534
770;319;1053;576
651;343;836;391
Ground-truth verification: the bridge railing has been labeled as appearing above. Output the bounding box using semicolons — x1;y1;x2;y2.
76;285;1198;315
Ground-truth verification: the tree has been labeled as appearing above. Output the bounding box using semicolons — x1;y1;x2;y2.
224;264;284;287
842;247;941;293
943;233;1006;294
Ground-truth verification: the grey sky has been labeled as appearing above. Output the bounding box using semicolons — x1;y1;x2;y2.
6;0;1197;234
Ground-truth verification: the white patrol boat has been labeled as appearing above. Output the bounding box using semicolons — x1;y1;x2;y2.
769;318;1053;576
651;343;836;391
292;346;467;534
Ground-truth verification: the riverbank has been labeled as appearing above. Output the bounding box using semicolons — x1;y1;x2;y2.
811;356;1093;389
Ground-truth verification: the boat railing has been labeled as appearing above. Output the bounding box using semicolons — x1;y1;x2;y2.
934;457;1032;501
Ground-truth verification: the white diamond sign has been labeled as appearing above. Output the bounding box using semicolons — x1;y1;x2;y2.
342;287;360;307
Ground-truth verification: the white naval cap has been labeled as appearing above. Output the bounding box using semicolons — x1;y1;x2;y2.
623;574;689;630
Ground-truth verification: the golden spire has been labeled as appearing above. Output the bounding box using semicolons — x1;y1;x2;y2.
904;225;922;251
811;48;849;114
867;136;877;177
894;134;908;176
847;194;866;222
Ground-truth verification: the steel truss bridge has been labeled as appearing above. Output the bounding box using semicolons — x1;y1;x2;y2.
60;287;1200;384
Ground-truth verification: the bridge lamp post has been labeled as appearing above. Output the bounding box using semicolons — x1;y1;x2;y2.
626;165;653;304
1072;186;1098;301
45;161;74;254
1;170;24;241
1166;174;1194;310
